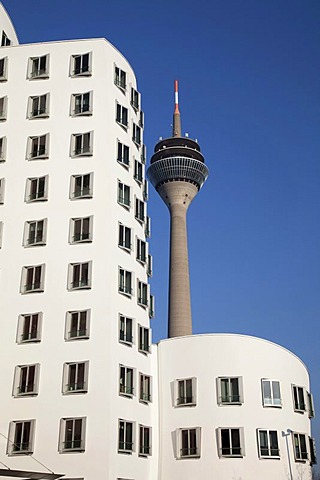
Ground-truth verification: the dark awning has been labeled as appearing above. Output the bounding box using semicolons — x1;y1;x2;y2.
0;469;64;479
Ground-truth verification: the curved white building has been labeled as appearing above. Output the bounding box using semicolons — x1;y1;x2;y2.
0;4;315;480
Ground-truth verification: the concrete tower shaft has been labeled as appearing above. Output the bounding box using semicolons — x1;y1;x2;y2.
147;81;209;338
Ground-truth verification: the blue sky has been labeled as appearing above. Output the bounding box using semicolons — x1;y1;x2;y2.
3;0;320;457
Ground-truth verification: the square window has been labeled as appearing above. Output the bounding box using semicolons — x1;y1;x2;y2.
28;94;49;118
17;312;42;344
0;177;5;204
28;55;49;79
118;224;131;251
13;364;40;397
20;264;45;294
176;378;196;406
118;181;131;208
62;361;89;394
218;427;244;457
27;134;49;160
136;238;147;264
134;159;143;184
0;96;7;120
177;427;201;458
0;136;6;162
114;66;126;91
116;103;128;129
138;325;150;354
293;432;308;461
117;141;130;167
68;261;92;290
119;314;133;345
25;175;48;202
69;216;93;244
59;417;86;452
137;280;148;307
119;365;134;397
130;88;139;110
118;267;132;296
71;91;92;116
23;218;47;247
139;425;151;456
135;198;145;223
132;123;141;146
292;385;306;412
71;53;92;77
7;420;36;455
65;310;90;341
217;377;243;405
257;429;279;458
118;419;134;454
0;57;8;81
139;373;152;403
70;173;93;200
261;379;281;407
71;132;93;157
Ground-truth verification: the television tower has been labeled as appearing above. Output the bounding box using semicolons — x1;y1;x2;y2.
147;81;209;338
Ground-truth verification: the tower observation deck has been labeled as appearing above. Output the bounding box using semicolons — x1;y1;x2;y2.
147;81;209;338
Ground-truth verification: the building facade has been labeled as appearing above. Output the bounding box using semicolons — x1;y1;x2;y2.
0;4;315;480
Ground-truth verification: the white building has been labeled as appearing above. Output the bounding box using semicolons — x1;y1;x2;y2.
0;4;315;480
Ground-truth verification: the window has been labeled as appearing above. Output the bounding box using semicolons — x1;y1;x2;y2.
25;176;48;202
114;66;126;90
68;261;92;290
70;216;93;244
1;31;11;46
176;378;196;406
23;219;47;246
119;365;134;397
136;238;146;263
0;95;7;120
149;294;155;319
27;134;49;159
145;215;151;237
138;325;150;353
7;420;35;455
261;379;281;407
118;224;131;251
116;103;128;128
217;377;243;405
65;310;90;341
293;433;308;461
118;181;131;208
28;94;49;118
177;427;201;458
70;173;93;199
63;362;88;394
117;141;130;167
292;385;306;412
20;264;45;294
132;123;141;146
139;110;144;128
119;315;133;345
0;177;5;204
0;221;3;248
118;420;133;454
71;132;93;157
139;425;151;456
137;280;148;307
309;437;317;465
135;198;145;223
0;57;8;81
71;92;92;116
59;417;86;452
29;55;49;79
13;364;40;396
218;428;244;457
17;313;42;344
0;136;6;161
147;254;153;277
71;53;92;76
141;144;146;164
130;87;139;110
134;159;143;183
143;179;148;200
139;373;151;403
257;430;279;458
119;268;132;296
307;392;315;418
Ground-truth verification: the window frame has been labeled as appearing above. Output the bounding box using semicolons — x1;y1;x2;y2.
69;216;93;244
134;159;144;184
175;377;197;407
0;95;8;120
118;419;134;454
114;66;127;91
292;385;306;413
0;177;5;204
13;364;40;397
138;325;150;354
136;238;147;264
116;102;128;129
65;309;90;341
257;429;280;458
137;280;148;308
68;261;92;291
119;314;133;346
292;432;308;462
139;373;152;403
25;175;48;203
132;122;141;146
149;294;155;319
176;427;201;459
71;91;93;116
119;365;134;397
16;312;42;344
118;180;131;209
118;223;132;252
7;420;36;455
27;134;49;160
217;427;245;458
217;376;243;405
307;392;315;418
70;52;92;77
0;136;6;162
23;218;47;247
139;425;151;457
59;417;86;453
0;56;8;81
28;55;49;79
135;197;145;223
261;379;282;407
117;141;130;168
28;93;49;119
70;172;93;200
62;361;89;394
20;264;45;294
118;267;133;297
70;131;93;158
0;221;3;248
